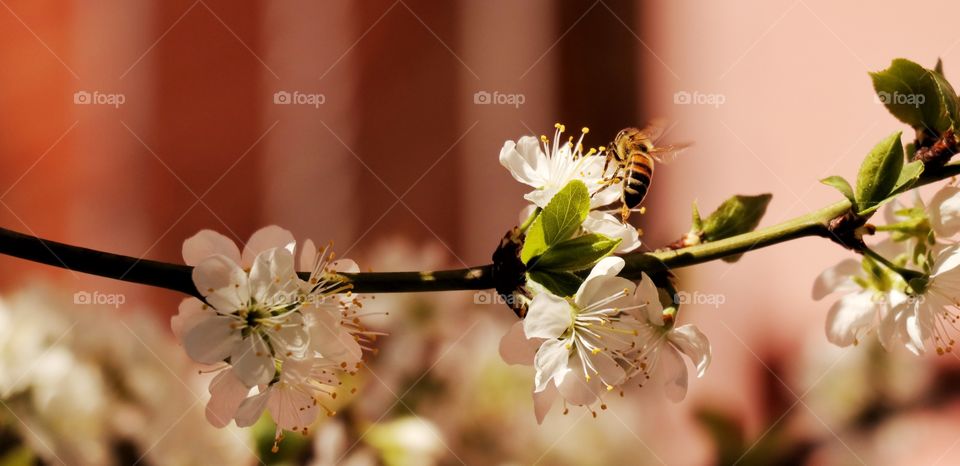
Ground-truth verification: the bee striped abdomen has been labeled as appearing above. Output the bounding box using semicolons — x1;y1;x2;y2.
623;154;654;208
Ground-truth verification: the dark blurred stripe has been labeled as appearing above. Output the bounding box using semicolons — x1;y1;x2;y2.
557;0;641;140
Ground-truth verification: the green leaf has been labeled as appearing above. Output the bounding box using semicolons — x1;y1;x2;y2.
820;176;856;205
857;160;925;216
520;180;591;264
528;270;582;297
701;194;773;242
520;214;547;263
540;180;590;246
691;200;703;232
892;160;924;193
533;233;621;271
855;132;904;213
871;58;960;133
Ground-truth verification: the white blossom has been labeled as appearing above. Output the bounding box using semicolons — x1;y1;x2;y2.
623;274;711;402
886;244;960;355
812;243;909;349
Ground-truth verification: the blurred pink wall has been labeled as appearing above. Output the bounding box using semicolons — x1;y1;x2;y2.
1;1;960;463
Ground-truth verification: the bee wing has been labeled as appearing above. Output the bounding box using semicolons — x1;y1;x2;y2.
638;118;672;142
649;143;692;164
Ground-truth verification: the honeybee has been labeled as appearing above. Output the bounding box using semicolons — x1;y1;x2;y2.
603;120;690;221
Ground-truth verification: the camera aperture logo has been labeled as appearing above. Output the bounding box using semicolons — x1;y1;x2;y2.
73;290;126;308
73;90;126;108
473;291;521;307
875;91;925;108
273;90;326;108
673;90;725;109
674;290;725;308
473;90;525;109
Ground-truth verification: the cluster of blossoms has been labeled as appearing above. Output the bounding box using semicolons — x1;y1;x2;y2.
500;123;641;252
499;257;710;421
498;124;710;420
172;226;377;450
815;184;960;356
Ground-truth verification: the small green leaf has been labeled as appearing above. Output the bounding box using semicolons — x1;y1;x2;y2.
528;270;582;297
820;176;856;205
892;160;924;193
520;214;547;264
855;132;904;213
857;160;925;216
701;194;773;242
519;180;591;264
540;180;590;246
691;200;703;232
871;58;959;133
533;233;621;271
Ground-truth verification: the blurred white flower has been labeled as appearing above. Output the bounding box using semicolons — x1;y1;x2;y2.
928;184;960;238
812;243;908;349
175;226;373;445
500;257;645;422
235;358;341;452
177;243;307;387
623;273;711;402
364;417;445;466
499;123;620;209
887;243;960;355
0;286;255;466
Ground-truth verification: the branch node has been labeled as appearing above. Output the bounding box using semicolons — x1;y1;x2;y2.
491;227;529;318
826;211;870;250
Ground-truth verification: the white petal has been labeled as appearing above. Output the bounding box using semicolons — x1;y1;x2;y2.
532;384;558;424
268;383;320;431
555;354;604;406
298;238;317;273
929;186;960;237
661;345;689;402
183;230;241;266
231;335;275;387
574;256;628;306
242;225;295;268
581;211;641;253
812;259;861;300
499;321;539;366
667;324;711;377
533;339;570;393
235;388;271;427
205;369;250;428
824;291;878;347
499;137;546;187
933;244;960;279
192;254;249;312
636;273;665;326
524;293;573;340
575;276;635;311
331;259;360;273
271;313;310;360
182;314;241;364
171;297;206;341
248;248;298;305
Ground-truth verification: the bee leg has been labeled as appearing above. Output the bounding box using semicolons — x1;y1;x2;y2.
620;203;631;222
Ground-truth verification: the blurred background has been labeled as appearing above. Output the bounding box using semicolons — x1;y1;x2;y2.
0;0;960;464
